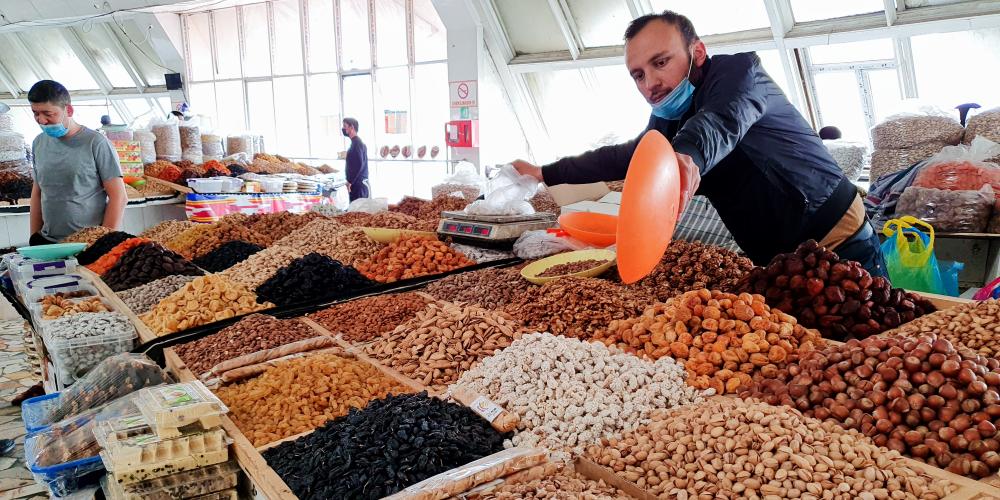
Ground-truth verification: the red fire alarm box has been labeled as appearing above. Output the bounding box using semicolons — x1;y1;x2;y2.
445;120;479;148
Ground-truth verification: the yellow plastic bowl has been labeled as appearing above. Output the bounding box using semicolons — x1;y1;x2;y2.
520;249;617;285
362;227;438;243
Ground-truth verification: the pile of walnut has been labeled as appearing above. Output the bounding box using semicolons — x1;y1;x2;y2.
885;300;1000;357
587;398;954;499
626;240;753;302
595;289;824;395
41;296;110;319
452;333;703;457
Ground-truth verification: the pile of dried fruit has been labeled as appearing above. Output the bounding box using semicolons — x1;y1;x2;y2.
389;196;430;217
587;398;953;498
216;352;411;446
139;220;197;244
39;296;110;319
454;333;703;456
742;239;936;340
192;240;264;272
333;212;374;227
745;334;1000;478
102;243;204;292
365;211;437;232
174;314;319;375
308;292;431;343
423;266;532;311
504;277;653;340
85;238;151;275
596;289;824;394
255;253;375;307
627;240;753;302
886;300;1000;357
221;245;308;290
263;392;507;499
365;301;523;390
246;211;326;243
536;259;608;278
164;224;218;258
75;231;135;266
357;236;474;283
272;222;381;266
117;275;197;315
140;275;272;335
180;221;270;259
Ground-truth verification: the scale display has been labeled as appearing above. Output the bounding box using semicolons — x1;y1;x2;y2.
441;222;492;237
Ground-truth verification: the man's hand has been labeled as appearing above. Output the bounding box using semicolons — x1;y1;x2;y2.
676;153;701;213
511;160;543;182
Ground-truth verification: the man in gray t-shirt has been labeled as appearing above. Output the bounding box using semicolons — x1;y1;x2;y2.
28;80;126;244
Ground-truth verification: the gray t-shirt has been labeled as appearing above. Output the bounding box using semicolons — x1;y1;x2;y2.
32;127;122;241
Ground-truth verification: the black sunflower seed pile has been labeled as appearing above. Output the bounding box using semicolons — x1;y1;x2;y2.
76;231;135;265
263;392;507;499
103;243;204;292
192;240;264;272
255;252;375;307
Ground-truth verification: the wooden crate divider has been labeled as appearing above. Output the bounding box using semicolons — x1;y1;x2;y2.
144;175;193;194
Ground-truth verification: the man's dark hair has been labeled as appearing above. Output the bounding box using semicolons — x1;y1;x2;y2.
819;126;842;140
624;10;699;45
344;117;359;132
27;80;71;107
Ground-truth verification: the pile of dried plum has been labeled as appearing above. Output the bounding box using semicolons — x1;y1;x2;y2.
255;252;375;307
76;231;135;265
262;392;507;499
192;240;264;272
102;243;204;291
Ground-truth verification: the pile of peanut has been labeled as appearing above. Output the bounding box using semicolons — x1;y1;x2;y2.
357;236;474;283
215;352;411;446
274;222;381;266
596;289;823;395
365;211;437;232
140;275;273;335
885;300;1000;357
587;398;953;499
246;211;327;244
365;301;524;391
504;277;653;340
40;296;110;319
308;292;431;343
423;266;532;311
478;464;626;499
454;333;703;457
221;245;308;290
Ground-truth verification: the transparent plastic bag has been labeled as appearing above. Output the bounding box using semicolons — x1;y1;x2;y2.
824;140;867;181
150;117;181;162
179;120;203;164
869;142;948;182
465;165;539;216
896;185;993;233
348;197;389;214
432;167;487;202
965;108;1000;145
133;130;157;165
226;135;252;157
513;230;589;260
201;133;224;161
44;353;169;424
383;448;549;500
913;137;1000;193
871;108;965;150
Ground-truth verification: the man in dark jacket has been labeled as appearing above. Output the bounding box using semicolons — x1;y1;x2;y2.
513;11;886;278
343;117;370;201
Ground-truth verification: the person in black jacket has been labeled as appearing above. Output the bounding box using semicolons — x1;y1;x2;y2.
342;117;370;201
513;11;886;278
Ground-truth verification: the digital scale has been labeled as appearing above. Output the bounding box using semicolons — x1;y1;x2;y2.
437;211;558;247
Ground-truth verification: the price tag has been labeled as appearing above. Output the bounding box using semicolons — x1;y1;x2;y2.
469;396;504;422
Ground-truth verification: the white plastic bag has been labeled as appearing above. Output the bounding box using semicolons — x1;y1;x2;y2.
464;164;540;216
825;140;867;181
347;197;389;214
871;106;964;150
150;116;181;162
513;230;589;259
432;165;487;201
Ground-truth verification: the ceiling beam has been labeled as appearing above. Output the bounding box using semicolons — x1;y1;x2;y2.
101;22;149;90
545;0;580;60
763;0;805;108
7;33;52;81
62;27;114;94
624;0;652;19
884;0;898;26
0;60;21;98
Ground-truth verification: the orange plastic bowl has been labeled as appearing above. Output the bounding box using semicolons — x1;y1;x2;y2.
557;212;618;247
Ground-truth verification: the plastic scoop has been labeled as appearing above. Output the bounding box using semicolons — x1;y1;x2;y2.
616;130;681;284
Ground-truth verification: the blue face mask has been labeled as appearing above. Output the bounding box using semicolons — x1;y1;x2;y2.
40;123;69;138
650;54;696;120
